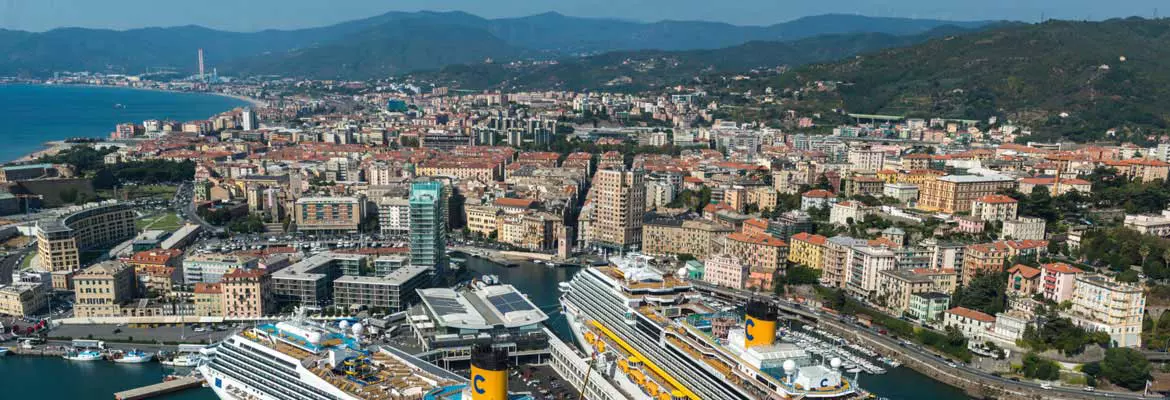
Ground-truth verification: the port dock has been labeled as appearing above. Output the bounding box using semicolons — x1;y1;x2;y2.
113;376;202;400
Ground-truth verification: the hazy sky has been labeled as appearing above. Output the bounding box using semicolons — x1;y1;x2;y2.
1;0;1163;32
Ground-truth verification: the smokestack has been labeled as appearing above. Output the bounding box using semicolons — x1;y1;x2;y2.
198;48;205;82
469;343;508;400
744;299;778;348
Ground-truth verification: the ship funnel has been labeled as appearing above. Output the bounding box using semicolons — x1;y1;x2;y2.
470;343;509;400
744;299;778;348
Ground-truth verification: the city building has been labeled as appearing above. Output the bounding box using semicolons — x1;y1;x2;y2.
1001;217;1046;240
1124;211;1170;237
0;282;48;317
221;268;274;319
989;311;1030;344
943;306;996;341
908;292;951;324
182;254;260;284
333;265;432;312
73;261;136;318
376;197;411;236
409;180;448;271
126;248;183;294
724;233;788;289
918;175;1016;214
702;253;749;290
969;194;1018;222
294;196;366;233
961;240;1049;285
787;232;828;270
845;244;897;298
883;183;919;205
829;201;871;226
193;283;223;317
875;269;935;315
1006;264;1042;297
642;218;733;260
36;202;137;289
800;189;837;211
1040;262;1084;303
1068;274;1145;348
410;284;551;368
270;253;350;306
587;169;646;251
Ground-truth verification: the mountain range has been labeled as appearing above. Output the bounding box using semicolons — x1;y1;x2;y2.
0;11;995;78
755;17;1170;142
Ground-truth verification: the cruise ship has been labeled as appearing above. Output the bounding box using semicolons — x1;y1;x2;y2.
560;253;864;400
198;310;474;400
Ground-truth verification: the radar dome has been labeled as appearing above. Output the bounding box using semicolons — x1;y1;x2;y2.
830;358;843;369
351;323;364;336
676;267;688;277
339;320;351;330
783;359;797;373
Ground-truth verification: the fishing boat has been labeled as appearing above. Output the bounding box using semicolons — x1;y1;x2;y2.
159;352;202;367
63;349;103;361
0;346;9;356
110;349;155;363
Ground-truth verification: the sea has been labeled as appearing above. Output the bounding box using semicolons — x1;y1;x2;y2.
0;85;969;399
0;84;250;162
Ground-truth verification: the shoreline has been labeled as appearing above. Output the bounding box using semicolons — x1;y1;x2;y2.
4;83;263;163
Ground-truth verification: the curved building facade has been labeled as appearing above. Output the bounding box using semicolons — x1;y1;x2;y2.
36;202;136;289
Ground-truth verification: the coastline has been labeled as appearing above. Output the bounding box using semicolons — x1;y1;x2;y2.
3;83;262;164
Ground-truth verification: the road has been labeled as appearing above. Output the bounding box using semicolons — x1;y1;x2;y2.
690;282;1146;399
0;245;35;284
175;182;221;233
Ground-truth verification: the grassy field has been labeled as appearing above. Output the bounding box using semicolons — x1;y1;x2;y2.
99;184;179;202
137;212;184;231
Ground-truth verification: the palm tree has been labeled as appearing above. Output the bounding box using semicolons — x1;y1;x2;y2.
1140;244;1153;268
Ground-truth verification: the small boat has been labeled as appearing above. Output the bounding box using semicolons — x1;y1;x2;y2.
0;347;9;356
160;353;201;367
63;349;103;361
110;349;155;363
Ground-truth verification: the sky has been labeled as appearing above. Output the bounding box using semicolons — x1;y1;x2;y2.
1;0;1164;32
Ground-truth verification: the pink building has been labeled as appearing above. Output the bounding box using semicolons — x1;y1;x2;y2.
1041;262;1084;303
956;216;985;234
703;253;748;290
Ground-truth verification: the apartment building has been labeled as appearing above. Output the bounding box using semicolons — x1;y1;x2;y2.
377;197;411;236
410;180;448;271
822;236;868;288
294;196;366;233
1002;217;1046;240
875;269;934;315
193;283;223;317
943;306;996;342
908;292;951;323
587;169;646;251
1006;264;1042;297
918;175;1016;214
800;189;837;211
333;265;432;312
1041;262;1084;303
221;268;274;319
36;202;137;290
845;244;897;298
465;205;503;236
73;261;136;318
1069;274;1145;348
642;218;733;260
969;194;1018;222
829;201;871;226
702;253;749;290
182;253;260;284
788;232;828;270
961;240;1048;285
126;248;183;294
724;232;789;283
0;283;48;317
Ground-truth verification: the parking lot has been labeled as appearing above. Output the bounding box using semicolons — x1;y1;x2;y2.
48;323;234;345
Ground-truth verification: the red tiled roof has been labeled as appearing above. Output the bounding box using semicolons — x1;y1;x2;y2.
946;306;995;323
791;232;828;245
1042;262;1084;275
1007;264;1041;279
494;198;536;208
727;232;788;247
803;189;835;198
976;194;1018;204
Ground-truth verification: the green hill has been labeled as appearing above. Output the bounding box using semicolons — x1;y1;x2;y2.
763;18;1170;143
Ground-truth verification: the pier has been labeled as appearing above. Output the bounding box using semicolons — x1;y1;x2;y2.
113;376;202;400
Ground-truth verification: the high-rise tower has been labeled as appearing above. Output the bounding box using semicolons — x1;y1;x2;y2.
197;48;205;82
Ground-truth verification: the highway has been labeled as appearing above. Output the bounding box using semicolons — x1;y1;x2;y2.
689;281;1149;399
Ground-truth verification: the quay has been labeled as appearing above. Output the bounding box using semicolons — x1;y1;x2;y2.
113;376;202;400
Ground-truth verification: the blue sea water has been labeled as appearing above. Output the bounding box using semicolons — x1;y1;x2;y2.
0;84;249;162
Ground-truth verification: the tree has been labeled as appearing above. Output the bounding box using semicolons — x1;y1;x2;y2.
1021;353;1061;380
1099;348;1151;390
952;271;1008;315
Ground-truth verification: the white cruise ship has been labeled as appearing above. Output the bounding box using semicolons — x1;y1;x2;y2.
560;253;865;400
198;310;469;400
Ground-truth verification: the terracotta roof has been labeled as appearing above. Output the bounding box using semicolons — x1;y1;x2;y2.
946;306;996;323
494;198;536;208
976;194;1018;204
727;232;787;248
802;189;835;198
194;283;222;294
791;232;828;245
129;249;183;265
1042;262;1084;275
1007;264;1041;279
743;218;768;230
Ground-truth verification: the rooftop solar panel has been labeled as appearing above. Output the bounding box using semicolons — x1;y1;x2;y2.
488;292;533;314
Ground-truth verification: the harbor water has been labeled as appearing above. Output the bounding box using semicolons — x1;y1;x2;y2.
0;257;970;400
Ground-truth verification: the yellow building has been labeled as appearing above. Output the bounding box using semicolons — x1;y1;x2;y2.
642;219;733;260
36;202;137;290
1069;274;1145;348
724;232;789;280
294;196;366;233
222;269;273;319
193;283;224;317
465;205;503;236
0;283;48;317
917;175;1016;214
746;187;778;211
73;261;136;318
896;169;945;185
788;232;828;270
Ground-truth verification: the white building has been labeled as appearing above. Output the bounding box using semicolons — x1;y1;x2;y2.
970;194;1018;222
883;183;919;205
829;201;871;226
377;197;411;236
943;307;996;342
847;147;885;172
845;244;897;298
1068;274;1145;348
1001;217;1047;241
1124;210;1170;237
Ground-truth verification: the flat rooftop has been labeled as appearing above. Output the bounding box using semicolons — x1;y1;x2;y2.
417;284;547;330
